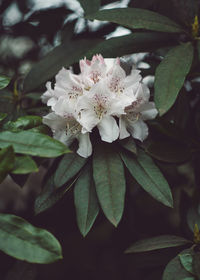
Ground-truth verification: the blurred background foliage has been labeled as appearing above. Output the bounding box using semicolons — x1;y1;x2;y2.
1;0;200;279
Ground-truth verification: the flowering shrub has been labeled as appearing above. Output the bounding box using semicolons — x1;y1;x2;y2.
42;55;157;157
0;0;200;279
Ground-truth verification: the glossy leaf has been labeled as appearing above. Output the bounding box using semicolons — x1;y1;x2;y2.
93;144;126;226
163;249;194;280
0;75;11;90
34;176;77;215
0;131;70;158
23;39;100;93
119;137;137;155
85;32;177;58
54;153;87;188
120;149;173;207
154;42;194;116
74;163;99;236
179;250;194;274
0;213;62;263
87;8;184;33
193;252;200;278
78;0;100;15
145;140;191;163
5;116;42;131
12;156;38;174
125;235;191;253
0;146;15;183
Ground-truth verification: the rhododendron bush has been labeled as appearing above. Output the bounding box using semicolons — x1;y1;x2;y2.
0;1;200;279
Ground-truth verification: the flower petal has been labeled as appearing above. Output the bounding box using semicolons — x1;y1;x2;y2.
119;117;130;139
76;132;92;158
128;119;148;141
140;102;158;120
97;115;119;143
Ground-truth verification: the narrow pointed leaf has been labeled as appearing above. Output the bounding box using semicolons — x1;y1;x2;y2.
93;144;126;226
0;112;7;121
155;42;194;116
86;8;184;33
0;213;62;263
78;0;100;15
163;249;194;280
119;137;137;155
54;153;87;188
0;131;70;157
0;146;15;183
0;75;11;89
12;156;38;174
179;250;194;274
120;149;173;207
125;235;192;253
74;163;99;236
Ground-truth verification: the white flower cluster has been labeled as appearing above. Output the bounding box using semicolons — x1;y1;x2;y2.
42;54;158;158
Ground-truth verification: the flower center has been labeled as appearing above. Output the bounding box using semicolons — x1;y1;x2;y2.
93;94;108;119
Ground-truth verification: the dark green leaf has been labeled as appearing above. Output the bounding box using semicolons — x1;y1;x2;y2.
125;235;191;253
54;153;87;188
93;144;126;226
12;156;38;174
119;137;137;155
0;146;15;183
179;250;194;275
0;213;62;263
23;39;100;93
34;175;77;215
154;42;194;116
74;163;99;236
193;252;200;278
86;8;184;33
145;140;191;163
4;116;42;132
163;249;194;280
120;149;173;207
78;0;100;15
187;207;200;232
85;32;177;58
0;131;70;158
0;112;7;121
0;75;11;89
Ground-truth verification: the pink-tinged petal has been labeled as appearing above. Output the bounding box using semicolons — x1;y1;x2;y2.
119;117;130;139
135;83;150;102
124;69;142;88
140;102;158;120
76;132;92;158
128;119;148;141
104;58;116;72
97;115;119;143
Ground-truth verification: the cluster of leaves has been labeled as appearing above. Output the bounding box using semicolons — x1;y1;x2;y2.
1;0;200;279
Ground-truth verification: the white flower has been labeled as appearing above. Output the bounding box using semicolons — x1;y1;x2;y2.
42;54;158;158
119;84;158;141
42;112;92;158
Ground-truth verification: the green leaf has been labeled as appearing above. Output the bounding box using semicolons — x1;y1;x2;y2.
145;140;191;163
119;137;137;155
179;250;194;275
78;0;100;15
120;149;173;207
0;131;70;158
125;235;191;253
23;39;100;93
0;146;15;183
85;32;178;58
193;252;200;278
0;75;11;90
187;207;200;232
74;163;99;236
86;8;184;33
163;249;194;280
154;42;194;116
12;156;38;174
0;112;7;121
54;153;87;188
93;144;126;226
4;116;42;132
34;175;77;215
0;213;62;263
